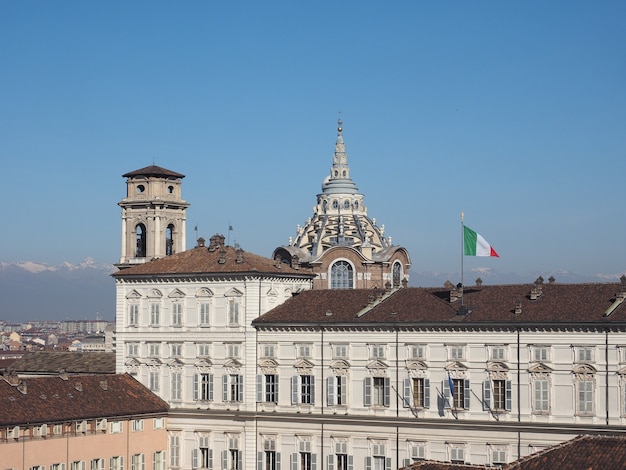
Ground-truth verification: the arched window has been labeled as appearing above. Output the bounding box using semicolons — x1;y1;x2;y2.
135;224;147;257
392;262;402;288
330;260;353;289
166;224;174;256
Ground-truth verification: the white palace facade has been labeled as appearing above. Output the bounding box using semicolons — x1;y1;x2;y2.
114;125;626;469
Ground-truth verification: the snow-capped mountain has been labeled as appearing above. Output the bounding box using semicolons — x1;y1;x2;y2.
0;259;116;323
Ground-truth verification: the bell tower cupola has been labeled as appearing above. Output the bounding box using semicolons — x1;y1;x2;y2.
117;165;190;269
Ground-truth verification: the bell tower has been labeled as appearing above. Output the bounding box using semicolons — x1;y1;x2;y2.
117;165;190;269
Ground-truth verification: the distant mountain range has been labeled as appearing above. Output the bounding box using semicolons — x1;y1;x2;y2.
0;259;622;323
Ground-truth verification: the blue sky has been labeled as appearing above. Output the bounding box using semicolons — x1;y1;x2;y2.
1;1;625;281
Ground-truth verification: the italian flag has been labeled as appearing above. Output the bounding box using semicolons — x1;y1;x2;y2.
463;225;499;257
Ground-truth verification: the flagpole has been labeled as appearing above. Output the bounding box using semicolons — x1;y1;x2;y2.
461;212;464;307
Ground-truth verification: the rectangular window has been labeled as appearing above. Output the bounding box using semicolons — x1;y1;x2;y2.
493;379;506;410
132;419;144;432
171;371;182;401
110;421;123;434
334;344;348;358
444;378;469;410
298;344;311;358
224;375;243;402
533;346;549;362
171;344;182;357
170;434;180;468
265;374;278;403
412;378;427;408
199;302;210;325
172;303;183;326
533;379;550;413
131;454;145;470
53;424;63;435
327;375;347;406
150;304;160;326
450;447;465;464
129;304;139;326
70;462;86;470
228;301;239;325
364;377;390;407
109;457;123;470
449;345;465;360
371;345;385;359
153;417;165;429
262;344;276;358
410;443;426;461
128;343;139;357
51;464;66;470
153;451;166;470
90;459;104;470
578;380;594;415
577;347;594;363
492;448;507;465
373;377;386;406
195;373;214;401
301;375;313;404
149;343;160;357
198;343;211;357
227;344;240;359
149;371;160;392
491;346;506;361
265;450;277;470
300;452;312;470
335;442;349;470
409;345;425;360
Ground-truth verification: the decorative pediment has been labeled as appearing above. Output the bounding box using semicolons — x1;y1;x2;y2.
266;287;278;297
166;358;185;367
224;287;244;298
145;358;162;367
406;360;428;371
194;358;213;369
294;358;315;370
329;359;351;371
224;358;242;370
366;359;389;371
528;363;554;374
487;362;510;372
446;361;468;371
573;364;597;375
124;358;141;367
126;290;142;299
260;358;279;374
196;288;214;298
168;288;185;299
147;289;163;299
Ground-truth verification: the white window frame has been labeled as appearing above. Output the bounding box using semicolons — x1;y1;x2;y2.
533;346;550;362
171;371;182;401
532;377;550;414
199;302;211;326
132;419;144;432
129;303;139;326
334;344;348;359
371;344;385;359
228;300;240;326
449;345;465;361
150;303;160;326
171;302;183;327
577;378;595;415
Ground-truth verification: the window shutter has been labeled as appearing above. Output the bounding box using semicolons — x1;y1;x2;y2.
403;378;411;407
463;379;471;409
327;455;334;470
365;456;372;470
311;453;317;470
385;457;392;470
328;376;335;405
237;450;242;470
256;375;262;402
193;374;199;401
238;375;243;402
443;379;451;409
364;377;372;407
208;450;212;469
291;453;298;470
311;375;316;404
403;458;411;467
424;379;430;408
209;374;214;401
222;375;228;401
274;374;279;402
276;452;281;470
257;452;263;470
291;376;298;405
483;380;492;411
347;455;353;470
384;377;391;407
340;376;347;404
505;380;512;411
221;450;228;470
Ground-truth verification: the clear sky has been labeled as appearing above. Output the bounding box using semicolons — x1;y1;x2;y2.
1;1;625;281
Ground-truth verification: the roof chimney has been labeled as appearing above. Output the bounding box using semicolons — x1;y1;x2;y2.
74;381;83;392
236;247;244;264
514;301;522;315
548;276;555;284
530;282;543;300
475;278;483;287
197;237;206;248
99;379;108;391
17;380;27;395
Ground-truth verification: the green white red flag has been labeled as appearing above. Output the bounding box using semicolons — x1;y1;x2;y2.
463;225;499;257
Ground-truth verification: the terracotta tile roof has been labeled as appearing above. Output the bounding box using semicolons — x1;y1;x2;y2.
112;244;315;279
253;282;626;327
505;434;626;469
0;373;168;426
122;165;185;178
403;463;489;469
8;351;116;374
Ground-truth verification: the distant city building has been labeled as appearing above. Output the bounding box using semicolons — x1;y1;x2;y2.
60;319;113;334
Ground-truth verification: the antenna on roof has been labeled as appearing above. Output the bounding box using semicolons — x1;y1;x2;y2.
228;223;233;246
